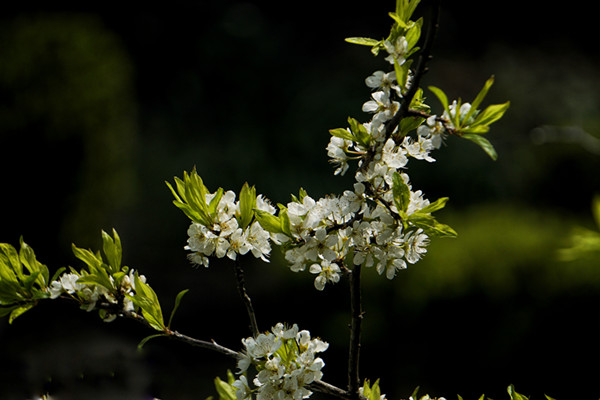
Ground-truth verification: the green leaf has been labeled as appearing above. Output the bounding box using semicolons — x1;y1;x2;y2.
0;281;22;304
463;75;495;124
418;197;449;214
388;12;407;28
278;206;292;237
395;0;421;23
168;289;189;329
102;229;122;274
0;243;23;280
76;272;114;292
137;333;168;350
461;133;498;160
166;169;215;226
405;18;422;51
0;304;19;318
19;238;49;287
345;37;381;47
329;127;354;141
72;244;103;272
361;379;383;400
507;385;529;400
255;209;283;234
8;302;35;324
408;213;457;238
208;187;224;219
471;101;510;129
544;395;557;400
214;376;237;400
395;59;413;93
239;183;257;229
460;125;491;134
409;386;420;400
392;172;410;213
50;266;67;284
132;273;165;331
348;117;371;147
428;86;451;117
21;271;41;291
0;248;19;285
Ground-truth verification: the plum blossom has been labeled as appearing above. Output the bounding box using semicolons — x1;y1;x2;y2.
185;189;275;266
236;323;328;400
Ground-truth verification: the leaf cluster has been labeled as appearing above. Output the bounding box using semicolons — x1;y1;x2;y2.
429;76;510;160
0;238;54;323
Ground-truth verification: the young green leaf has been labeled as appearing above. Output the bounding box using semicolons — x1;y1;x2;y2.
0;243;22;280
166;169;214;226
19;238;49;287
461;133;498;160
239;183;257;229
255;210;283;234
168;288;189;329
507;384;529;400
348;117;371;147
71;244;103;273
428;86;451;117
8;303;35;324
392;172;411;213
329;127;354;141
408;213;457;238
208;187;225;219
418;197;449;214
132;274;165;331
137;333;168;351
345;37;381;47
278;206;292;237
101;229;122;274
214;376;237;400
470;101;510;129
463;75;495;124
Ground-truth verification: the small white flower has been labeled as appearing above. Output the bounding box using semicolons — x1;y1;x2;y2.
384;36;408;65
404;229;429;264
382;138;408;169
246;221;271;262
365;70;397;90
309;259;341;291
233;375;252;400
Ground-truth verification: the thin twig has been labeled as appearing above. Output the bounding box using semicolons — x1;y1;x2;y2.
347;263;363;399
385;0;442;141
168;330;240;359
233;257;260;337
310;379;368;400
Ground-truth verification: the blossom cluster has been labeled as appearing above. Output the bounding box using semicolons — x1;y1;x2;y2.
282;35;447;290
186;191;275;267
282;181;431;289
174;31;453;292
170;4;505;294
235;323;328;400
48;268;146;322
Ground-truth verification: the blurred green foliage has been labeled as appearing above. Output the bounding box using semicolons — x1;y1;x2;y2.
0;14;138;253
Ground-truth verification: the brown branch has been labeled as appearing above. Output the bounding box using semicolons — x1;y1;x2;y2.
234;257;260;337
347;263;363;399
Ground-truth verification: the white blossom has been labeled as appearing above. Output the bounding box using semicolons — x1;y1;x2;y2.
235;324;328;400
384;36;408;65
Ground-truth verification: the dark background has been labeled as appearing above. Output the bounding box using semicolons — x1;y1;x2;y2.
1;1;599;399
